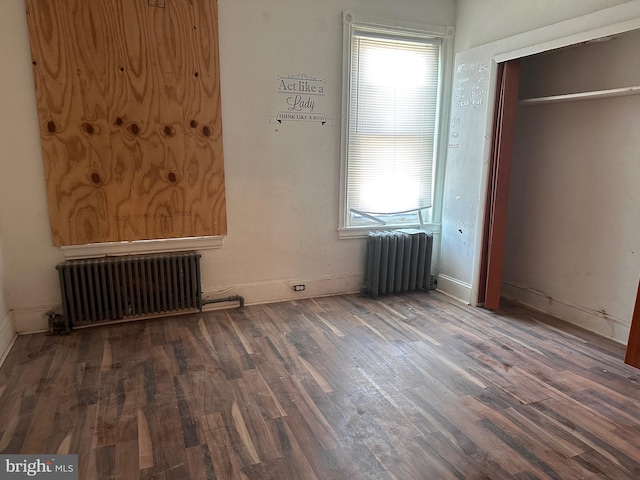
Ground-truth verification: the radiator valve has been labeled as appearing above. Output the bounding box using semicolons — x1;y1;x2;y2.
46;311;70;335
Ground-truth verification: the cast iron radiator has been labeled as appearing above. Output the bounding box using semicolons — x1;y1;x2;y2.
363;229;433;299
56;252;202;328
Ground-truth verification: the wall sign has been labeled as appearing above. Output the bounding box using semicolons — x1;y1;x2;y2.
269;73;333;125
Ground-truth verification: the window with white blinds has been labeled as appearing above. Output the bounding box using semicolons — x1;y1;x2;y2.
342;20;444;230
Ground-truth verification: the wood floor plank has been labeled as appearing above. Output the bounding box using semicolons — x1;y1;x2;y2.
200;412;245;480
415;430;515;479
2;291;640;479
531;398;640;474
229;379;284;463
476;415;598;479
114;440;140;480
137;409;153;470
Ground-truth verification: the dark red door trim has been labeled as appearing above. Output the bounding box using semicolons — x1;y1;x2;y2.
479;60;520;310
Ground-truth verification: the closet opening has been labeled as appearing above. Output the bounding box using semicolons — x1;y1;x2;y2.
477;30;640;367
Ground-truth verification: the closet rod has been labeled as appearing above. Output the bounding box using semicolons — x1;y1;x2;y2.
518;85;640;106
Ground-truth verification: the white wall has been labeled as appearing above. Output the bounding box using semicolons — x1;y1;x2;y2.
0;0;455;333
0;0;64;334
0;236;16;366
503;31;640;343
454;0;630;52
0;239;7;323
438;1;640;343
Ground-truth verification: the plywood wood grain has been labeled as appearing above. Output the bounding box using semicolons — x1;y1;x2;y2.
26;0;226;245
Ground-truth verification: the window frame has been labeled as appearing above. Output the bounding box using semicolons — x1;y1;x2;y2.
338;11;454;239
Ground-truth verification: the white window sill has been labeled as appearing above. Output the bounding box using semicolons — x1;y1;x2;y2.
338;223;441;239
61;236;225;260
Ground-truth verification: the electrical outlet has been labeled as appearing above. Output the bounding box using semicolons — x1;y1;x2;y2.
293;284;306;292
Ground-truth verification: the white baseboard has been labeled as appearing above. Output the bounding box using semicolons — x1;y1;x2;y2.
0;311;17;367
437;274;472;304
201;273;362;309
501;280;630;345
12;273;364;334
12;304;58;334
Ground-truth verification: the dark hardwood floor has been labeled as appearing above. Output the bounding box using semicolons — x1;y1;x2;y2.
1;291;640;479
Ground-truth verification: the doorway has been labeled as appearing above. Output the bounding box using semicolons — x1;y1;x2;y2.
477;33;640;364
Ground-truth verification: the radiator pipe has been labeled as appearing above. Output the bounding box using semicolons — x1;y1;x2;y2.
201;295;245;309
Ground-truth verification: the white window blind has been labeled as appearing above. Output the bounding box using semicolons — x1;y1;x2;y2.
347;29;441;217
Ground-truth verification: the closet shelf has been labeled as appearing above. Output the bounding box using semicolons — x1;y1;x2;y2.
518;85;640;106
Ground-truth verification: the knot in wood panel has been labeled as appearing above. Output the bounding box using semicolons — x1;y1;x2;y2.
129;122;140;135
163;125;175;137
82;122;95;135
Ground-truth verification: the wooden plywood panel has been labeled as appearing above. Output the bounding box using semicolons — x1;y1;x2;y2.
25;0;227;246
